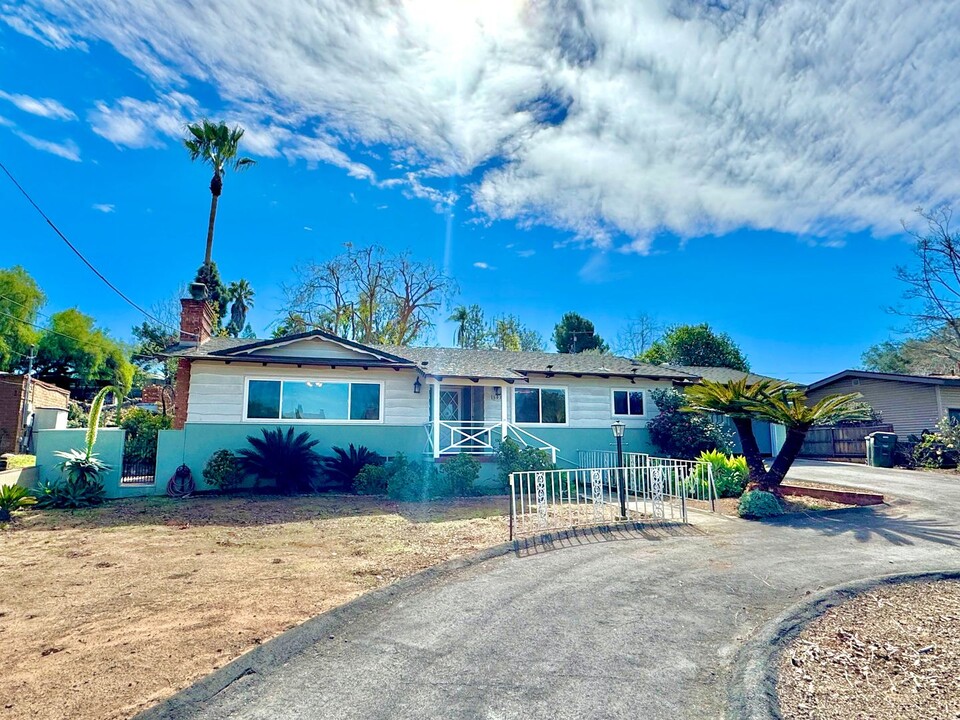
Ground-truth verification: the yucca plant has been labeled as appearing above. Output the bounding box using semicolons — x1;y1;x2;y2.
237;427;323;494
319;444;385;492
0;484;36;521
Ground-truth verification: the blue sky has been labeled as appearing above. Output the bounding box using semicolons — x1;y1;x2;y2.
2;1;955;383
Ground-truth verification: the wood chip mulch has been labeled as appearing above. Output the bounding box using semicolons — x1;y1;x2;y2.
778;580;960;720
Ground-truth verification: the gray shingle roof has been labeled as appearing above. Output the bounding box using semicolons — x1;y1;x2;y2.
166;334;698;381
668;365;794;386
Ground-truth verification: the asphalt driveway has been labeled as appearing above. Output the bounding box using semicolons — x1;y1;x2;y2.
141;462;960;719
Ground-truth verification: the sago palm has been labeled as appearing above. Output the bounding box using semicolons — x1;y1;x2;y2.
226;279;255;337
184;120;255;267
684;378;796;483
746;389;870;488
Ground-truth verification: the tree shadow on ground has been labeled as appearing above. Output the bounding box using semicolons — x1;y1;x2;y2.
763;506;960;547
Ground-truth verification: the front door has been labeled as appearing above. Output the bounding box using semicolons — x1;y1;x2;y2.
439;387;462;452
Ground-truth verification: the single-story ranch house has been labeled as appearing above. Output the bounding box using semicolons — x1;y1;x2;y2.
806;369;960;437
158;299;699;485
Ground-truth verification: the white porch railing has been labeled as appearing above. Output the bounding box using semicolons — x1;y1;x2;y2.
423;421;558;463
577;449;650;471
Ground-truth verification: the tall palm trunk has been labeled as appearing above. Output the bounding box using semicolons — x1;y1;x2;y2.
730;416;767;484
760;426;810;492
203;172;223;266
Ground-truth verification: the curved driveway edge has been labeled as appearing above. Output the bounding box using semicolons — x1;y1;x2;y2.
136;519;687;720
728;569;960;720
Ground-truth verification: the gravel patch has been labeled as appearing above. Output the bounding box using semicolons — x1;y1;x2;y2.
778;580;960;720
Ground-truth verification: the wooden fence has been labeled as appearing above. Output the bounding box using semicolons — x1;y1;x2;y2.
798;424;894;459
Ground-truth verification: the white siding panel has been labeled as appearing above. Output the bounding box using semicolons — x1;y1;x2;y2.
186;362;428;425
510;377;675;428
806;378;940;436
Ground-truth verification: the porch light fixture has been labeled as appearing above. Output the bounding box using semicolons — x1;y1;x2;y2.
611;421;627;520
493;386;502;399
413;377;422;394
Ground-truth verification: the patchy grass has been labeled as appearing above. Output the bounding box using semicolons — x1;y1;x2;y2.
2;454;36;469
779;580;960;720
0;493;509;720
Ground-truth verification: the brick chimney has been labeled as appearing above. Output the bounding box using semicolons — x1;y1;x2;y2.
179;298;215;346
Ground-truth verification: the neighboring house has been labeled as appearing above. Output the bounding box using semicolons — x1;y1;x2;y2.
0;373;70;455
670;365;798;456
806;370;960;437
162;299;698;482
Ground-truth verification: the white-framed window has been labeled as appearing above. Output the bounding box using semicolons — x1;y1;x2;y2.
514;386;567;425
243;378;383;423
611;389;645;418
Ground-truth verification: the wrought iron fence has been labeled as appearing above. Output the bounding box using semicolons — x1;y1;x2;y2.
509;461;714;539
120;456;156;485
576;449;650;470
576;452;716;505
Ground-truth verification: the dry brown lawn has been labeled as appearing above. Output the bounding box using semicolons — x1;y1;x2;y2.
779;580;960;719
0;494;509;720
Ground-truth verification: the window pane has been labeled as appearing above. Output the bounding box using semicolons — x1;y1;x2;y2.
247;380;281;419
949;409;960;425
613;390;628;415
628;391;644;416
350;383;381;420
281;381;348;420
515;388;540;423
540;389;566;424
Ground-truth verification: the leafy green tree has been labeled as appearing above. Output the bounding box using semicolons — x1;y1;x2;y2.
193;261;229;329
553;312;608;353
35;309;134;395
448;305;487;348
183;120;256;267
646;388;732;459
0;266;45;372
489;315;545;351
860;340;911;374
640;323;749;371
226;279;255;337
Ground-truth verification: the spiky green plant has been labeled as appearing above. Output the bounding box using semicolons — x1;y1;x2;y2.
0;484;36;521
237;427;324;494
84;385;116;459
319;444;385;492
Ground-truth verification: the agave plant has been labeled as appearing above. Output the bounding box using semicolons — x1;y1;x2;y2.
319;444;385;492
0;484;36;521
53;449;111;484
237;427;324;494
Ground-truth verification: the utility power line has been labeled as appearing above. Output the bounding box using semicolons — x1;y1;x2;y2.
0;159;193;338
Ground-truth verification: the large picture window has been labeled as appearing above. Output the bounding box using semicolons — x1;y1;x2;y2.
612;389;644;417
245;379;382;422
514;387;567;424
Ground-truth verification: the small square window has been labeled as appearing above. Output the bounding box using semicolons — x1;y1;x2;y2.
613;390;644;417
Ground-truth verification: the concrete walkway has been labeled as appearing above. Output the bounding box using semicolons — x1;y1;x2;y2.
142;461;960;719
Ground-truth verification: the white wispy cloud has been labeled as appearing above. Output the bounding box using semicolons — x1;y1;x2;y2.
89;92;197;148
473;261;494;270
8;1;960;248
13;130;80;161
92;203;115;213
0;90;76;120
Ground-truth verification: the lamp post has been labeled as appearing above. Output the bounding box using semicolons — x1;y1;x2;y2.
611;421;626;520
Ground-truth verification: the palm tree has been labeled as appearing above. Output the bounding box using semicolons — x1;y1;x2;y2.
226;279;255;337
184;120;256;267
747;389;869;490
448;306;469;348
684;378;796;484
685;379;868;493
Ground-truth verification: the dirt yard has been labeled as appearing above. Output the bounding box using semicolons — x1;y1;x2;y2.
0;494;509;720
779;579;960;720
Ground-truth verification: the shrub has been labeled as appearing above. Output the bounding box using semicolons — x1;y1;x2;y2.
54;449;111;485
912;433;958;469
3;454;36;469
237;427;324;494
647;388;732;459
0;484;36;520
737;490;783;519
691;450;749;499
385;454;442;501
320;444;385;492
496;438;555;490
437;453;480;496
120;408;171;463
31;477;106;509
202;449;243;491
353;464;389;495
